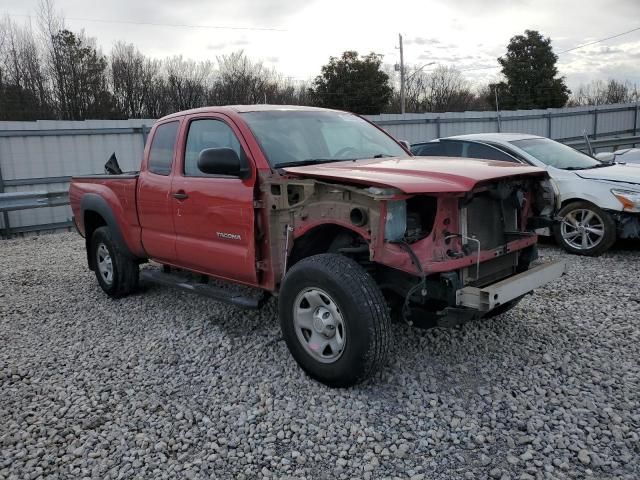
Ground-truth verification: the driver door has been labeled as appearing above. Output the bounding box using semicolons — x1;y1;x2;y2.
171;114;258;285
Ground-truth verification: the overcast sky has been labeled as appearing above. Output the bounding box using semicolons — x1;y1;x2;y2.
2;0;640;91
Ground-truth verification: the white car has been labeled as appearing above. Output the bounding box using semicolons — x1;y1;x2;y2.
596;148;640;165
411;133;640;256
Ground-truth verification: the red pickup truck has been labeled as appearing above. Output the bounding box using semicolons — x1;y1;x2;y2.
70;105;565;387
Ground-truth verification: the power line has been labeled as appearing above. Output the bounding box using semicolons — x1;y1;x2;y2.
412;25;640;74
557;25;640;54
4;13;287;32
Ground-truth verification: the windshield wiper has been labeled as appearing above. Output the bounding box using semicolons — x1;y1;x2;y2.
276;158;354;168
564;163;610;171
277;154;395;168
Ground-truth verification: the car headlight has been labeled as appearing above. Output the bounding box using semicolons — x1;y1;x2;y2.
611;189;640;212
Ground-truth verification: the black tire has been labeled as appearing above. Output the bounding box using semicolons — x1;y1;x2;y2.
90;226;139;297
553;201;616;256
279;254;391;387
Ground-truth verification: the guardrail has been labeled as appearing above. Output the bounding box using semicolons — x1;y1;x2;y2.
0;191;70;237
566;135;640;151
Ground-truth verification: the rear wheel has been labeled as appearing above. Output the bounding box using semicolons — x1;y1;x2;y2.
279;254;391;387
90;226;139;297
553;201;616;256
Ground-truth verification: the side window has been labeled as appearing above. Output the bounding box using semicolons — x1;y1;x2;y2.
148;121;179;175
466;142;518;162
439;141;463;157
184;119;245;176
412;141;463;157
485;143;529;164
412;143;445;156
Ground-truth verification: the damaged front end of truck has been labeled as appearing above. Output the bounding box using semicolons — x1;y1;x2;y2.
257;166;565;327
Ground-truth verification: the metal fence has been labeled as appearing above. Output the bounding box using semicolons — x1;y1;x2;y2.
1;102;639;236
0;119;153;236
364;102;640;144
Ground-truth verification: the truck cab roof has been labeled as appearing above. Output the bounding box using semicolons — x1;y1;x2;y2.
159;104;339;121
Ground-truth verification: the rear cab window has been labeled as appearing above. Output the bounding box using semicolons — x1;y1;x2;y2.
148;121;180;175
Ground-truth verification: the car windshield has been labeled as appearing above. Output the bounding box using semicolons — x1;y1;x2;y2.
510;138;602;170
240;110;406;168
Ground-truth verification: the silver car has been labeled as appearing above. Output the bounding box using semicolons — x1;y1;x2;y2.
411;133;640;256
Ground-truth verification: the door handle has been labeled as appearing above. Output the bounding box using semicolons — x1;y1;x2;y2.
172;191;189;200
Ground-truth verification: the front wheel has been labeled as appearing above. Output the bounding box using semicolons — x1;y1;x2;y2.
278;254;391;387
553;201;616;256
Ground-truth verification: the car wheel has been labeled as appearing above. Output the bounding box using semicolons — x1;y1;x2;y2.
279;254;391;387
553;201;616;256
91;226;139;297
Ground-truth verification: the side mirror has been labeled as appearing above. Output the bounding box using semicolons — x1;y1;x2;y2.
595;152;615;164
197;148;246;177
399;140;411;152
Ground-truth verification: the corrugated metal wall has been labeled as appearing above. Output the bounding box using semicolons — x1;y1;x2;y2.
1;102;638;234
365;102;640;144
0;119;154;233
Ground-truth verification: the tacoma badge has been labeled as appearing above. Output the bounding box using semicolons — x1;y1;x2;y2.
217;232;242;241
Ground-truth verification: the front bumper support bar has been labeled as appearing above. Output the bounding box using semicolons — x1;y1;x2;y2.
456;260;567;312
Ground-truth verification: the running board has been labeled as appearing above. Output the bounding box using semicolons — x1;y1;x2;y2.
140;269;268;310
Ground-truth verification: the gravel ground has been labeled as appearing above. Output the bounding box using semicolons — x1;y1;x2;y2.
1;233;639;480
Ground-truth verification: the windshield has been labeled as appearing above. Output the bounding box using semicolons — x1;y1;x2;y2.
511;138;601;170
240;110;407;168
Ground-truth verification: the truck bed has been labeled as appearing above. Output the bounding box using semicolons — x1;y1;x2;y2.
69;173;144;257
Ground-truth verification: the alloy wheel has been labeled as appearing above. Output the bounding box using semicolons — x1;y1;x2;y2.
560;208;605;250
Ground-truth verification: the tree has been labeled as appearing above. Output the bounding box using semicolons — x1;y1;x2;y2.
110;42;160;118
0;16;52;120
489;30;570;110
424;66;476;112
210;50;271;105
164;55;213;112
310;51;392;114
390;64;480;113
569;79;636;106
47;29;116;119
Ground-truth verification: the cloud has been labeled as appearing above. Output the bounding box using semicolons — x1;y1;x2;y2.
7;0;639;92
61;0;313;26
206;39;250;51
448;0;531;10
417;53;476;62
406;36;440;46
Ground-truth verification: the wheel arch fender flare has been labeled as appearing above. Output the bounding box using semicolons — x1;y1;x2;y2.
80;194;134;268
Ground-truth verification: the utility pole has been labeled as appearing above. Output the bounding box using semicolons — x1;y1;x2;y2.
399;33;405;115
